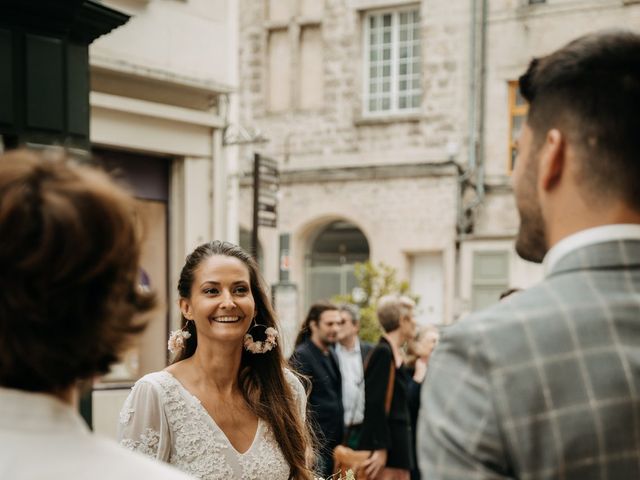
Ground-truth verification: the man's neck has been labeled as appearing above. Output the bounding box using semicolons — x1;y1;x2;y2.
52;385;78;407
339;334;357;351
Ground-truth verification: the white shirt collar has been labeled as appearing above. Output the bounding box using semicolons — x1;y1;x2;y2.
335;338;361;354
543;224;640;275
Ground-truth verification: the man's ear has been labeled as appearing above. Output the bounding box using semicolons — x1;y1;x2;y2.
538;129;565;192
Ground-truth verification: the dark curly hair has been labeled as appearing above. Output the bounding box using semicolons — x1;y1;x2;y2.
174;241;314;479
0;149;155;392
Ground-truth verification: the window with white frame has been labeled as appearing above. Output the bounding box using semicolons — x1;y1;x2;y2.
364;8;421;115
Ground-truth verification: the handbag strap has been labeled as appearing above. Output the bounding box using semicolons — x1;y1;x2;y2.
363;348;395;415
383;357;395;415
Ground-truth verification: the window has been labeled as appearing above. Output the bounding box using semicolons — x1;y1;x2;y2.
364;8;421;115
471;251;509;311
508;80;528;173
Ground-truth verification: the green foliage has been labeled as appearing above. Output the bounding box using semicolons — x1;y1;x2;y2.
333;261;419;343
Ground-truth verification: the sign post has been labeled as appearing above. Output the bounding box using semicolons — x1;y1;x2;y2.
251;153;279;258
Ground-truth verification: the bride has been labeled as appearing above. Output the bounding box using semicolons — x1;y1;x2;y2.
118;241;313;479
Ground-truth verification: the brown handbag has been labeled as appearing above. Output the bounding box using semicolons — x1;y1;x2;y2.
332;356;395;480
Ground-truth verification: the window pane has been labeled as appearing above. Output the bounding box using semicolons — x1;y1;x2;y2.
512;114;525;143
515;86;526;106
364;8;421;116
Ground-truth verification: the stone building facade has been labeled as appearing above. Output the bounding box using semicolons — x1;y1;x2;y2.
237;0;640;349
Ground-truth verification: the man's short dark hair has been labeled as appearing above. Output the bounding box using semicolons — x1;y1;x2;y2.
518;30;640;209
0;149;155;392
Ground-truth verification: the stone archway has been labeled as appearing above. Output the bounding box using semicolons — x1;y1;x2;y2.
304;220;370;310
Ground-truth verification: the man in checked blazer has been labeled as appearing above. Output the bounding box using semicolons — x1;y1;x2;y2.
418;30;640;479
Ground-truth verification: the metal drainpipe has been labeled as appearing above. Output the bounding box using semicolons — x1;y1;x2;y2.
475;0;488;205
457;0;478;234
459;0;488;234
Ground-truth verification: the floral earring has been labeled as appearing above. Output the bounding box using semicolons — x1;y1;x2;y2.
168;317;192;354
243;317;278;354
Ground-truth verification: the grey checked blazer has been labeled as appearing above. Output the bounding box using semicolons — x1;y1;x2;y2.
418;239;640;480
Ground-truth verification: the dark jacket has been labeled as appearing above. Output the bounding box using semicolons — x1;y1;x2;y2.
358;336;414;470
290;339;344;450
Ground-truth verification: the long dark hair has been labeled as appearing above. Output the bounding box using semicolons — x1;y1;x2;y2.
174;241;313;479
294;301;338;347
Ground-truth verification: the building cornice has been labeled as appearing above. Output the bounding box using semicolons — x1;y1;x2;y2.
240;161;460;186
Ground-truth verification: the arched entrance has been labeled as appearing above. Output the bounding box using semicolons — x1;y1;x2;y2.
305;220;370;310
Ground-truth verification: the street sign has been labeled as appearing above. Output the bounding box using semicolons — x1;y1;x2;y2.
252;153;279;255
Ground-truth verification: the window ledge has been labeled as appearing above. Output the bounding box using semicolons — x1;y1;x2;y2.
354;113;422;126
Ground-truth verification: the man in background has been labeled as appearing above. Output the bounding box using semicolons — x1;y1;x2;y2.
334;304;373;448
290;301;344;478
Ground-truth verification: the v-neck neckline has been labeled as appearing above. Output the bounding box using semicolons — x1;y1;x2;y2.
161;370;262;456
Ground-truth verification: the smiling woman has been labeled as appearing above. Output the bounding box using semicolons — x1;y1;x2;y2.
118;241;315;480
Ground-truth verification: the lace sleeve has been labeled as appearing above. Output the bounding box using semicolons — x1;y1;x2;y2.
117;378;171;462
283;368;307;422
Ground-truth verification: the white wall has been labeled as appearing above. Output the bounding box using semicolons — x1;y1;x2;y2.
95;0;233;86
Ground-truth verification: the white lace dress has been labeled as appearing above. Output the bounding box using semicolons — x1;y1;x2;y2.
118;369;306;480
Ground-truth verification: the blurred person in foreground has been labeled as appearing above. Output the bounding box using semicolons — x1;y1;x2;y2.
357;295;417;480
405;325;439;480
119;241;313;479
419;30;640;479
335;304;374;448
0;149;192;480
290;301;344;478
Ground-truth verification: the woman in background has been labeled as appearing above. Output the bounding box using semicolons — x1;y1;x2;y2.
358;295;417;480
405;325;440;480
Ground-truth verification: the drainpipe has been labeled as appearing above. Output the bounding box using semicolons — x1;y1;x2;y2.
458;0;488;234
